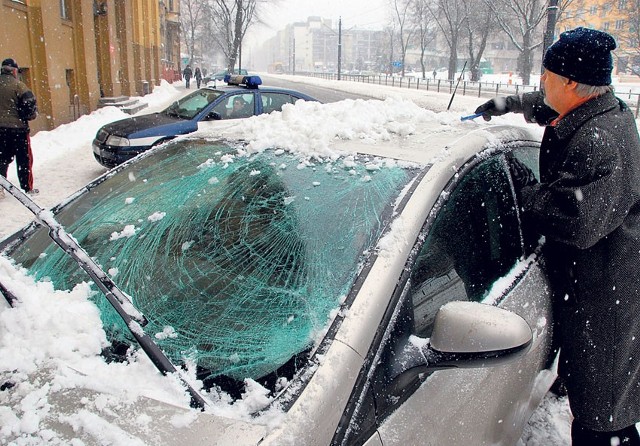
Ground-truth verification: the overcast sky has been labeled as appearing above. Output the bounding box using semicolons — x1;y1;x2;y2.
248;0;391;45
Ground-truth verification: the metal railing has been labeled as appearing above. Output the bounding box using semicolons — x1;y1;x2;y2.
305;72;640;118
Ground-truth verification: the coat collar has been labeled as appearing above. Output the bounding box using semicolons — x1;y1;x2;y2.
553;91;620;140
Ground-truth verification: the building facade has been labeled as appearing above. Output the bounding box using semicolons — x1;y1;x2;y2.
558;0;639;75
0;0;180;134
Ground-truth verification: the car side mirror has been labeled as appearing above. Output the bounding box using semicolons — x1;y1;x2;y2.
390;301;532;381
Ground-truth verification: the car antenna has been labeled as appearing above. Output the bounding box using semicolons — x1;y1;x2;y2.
447;60;467;111
0;176;209;410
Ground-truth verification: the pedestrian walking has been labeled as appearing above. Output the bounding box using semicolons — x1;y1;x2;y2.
194;67;202;89
475;27;640;446
183;65;193;89
0;58;38;197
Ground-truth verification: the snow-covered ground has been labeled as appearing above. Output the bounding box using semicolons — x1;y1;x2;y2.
1;73;639;444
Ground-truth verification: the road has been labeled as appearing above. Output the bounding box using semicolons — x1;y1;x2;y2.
258;74;375;102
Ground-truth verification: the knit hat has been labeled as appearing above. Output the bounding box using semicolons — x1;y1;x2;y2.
543;27;616;86
1;58;18;69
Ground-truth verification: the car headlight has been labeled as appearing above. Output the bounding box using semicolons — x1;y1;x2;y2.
105;135;130;147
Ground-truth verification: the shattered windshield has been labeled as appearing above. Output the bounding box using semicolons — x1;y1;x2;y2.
9;139;415;386
163;89;225;119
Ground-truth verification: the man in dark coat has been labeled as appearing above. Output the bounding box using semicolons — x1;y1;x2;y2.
0;57;38;197
475;27;640;445
183;65;193;89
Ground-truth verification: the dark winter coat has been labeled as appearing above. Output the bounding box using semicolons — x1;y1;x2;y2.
194;68;202;80
183;66;192;80
0;68;37;130
520;90;640;431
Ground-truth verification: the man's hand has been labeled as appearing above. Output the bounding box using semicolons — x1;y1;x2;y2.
508;157;537;189
474;95;522;121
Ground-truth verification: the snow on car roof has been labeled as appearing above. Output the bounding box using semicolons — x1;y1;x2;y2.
196;95;536;166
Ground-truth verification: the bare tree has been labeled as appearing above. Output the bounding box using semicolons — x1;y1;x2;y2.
426;0;468;81
484;0;547;85
392;0;417;76
461;0;496;81
180;0;209;66
485;0;574;85
382;24;398;74
412;0;437;79
209;0;259;72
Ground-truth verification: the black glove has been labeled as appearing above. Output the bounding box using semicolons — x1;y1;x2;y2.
474;95;522;121
508;157;537;189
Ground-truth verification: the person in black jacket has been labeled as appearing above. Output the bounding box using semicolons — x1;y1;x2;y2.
183;65;193;89
194;67;202;88
475;28;640;446
0;58;38;196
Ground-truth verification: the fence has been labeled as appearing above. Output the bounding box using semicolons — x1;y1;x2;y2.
305;72;640;118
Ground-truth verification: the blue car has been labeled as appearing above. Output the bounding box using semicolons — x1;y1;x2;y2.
92;75;317;168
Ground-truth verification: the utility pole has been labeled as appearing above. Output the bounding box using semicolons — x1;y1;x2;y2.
542;0;559;74
338;17;342;80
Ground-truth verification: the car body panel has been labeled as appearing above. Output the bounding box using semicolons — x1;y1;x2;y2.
375;266;554;446
31;369;267;446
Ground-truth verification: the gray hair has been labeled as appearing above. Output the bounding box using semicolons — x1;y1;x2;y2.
558;74;613;97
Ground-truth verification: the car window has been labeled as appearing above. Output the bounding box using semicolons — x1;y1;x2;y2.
338;153;524;445
164;89;223;119
510;145;541;254
260;92;297;114
410;154;522;334
8;140;416;399
211;93;255;119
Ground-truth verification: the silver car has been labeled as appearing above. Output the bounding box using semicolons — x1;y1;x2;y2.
1;121;554;445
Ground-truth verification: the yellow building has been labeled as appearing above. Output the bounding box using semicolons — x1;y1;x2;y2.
0;0;180;134
557;0;639;75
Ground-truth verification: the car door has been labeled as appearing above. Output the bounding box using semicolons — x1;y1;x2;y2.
208;92;256;119
334;145;554;446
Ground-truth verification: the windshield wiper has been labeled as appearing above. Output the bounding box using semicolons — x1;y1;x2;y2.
0;176;209;410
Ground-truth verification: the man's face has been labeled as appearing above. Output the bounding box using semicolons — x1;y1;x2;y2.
540;69;567;113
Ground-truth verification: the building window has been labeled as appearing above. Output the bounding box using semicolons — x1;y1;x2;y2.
615;19;625;30
603;22;610;30
60;0;71;20
618;0;627;10
590;5;598;15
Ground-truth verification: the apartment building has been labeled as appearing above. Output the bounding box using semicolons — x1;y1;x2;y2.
558;0;639;74
0;0;181;133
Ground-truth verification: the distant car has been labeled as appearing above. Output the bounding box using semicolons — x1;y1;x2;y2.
2;121;556;444
92;75;317;168
207;68;249;83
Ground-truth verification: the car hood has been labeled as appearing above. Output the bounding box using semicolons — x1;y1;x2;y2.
29;371;269;445
101;112;182;138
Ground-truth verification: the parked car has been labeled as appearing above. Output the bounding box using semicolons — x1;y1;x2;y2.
1;121;554;445
206;68;249;83
92;75;317;168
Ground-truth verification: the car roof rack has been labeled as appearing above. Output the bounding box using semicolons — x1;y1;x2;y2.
224;74;262;89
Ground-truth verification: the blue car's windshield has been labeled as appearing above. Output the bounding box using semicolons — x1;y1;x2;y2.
164;89;225;119
8;140;415;385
